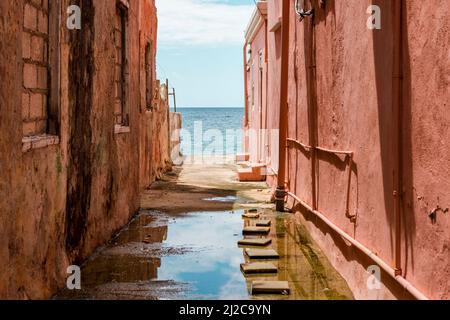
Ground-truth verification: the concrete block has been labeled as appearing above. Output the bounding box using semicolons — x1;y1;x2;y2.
251;281;290;294
245;248;279;259
238;238;271;246
242;212;260;219
256;219;271;227
243;226;270;235
240;262;277;274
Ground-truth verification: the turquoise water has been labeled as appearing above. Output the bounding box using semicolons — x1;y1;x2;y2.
176;107;244;156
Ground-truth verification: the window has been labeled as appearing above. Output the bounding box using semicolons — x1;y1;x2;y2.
22;0;60;137
114;2;129;126
145;41;154;110
259;50;264;70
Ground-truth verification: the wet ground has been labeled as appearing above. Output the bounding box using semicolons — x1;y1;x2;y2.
55;158;353;300
55;209;353;300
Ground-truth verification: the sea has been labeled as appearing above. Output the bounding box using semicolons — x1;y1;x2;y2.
175;107;244;156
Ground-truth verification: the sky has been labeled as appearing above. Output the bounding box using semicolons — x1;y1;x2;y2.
155;0;255;107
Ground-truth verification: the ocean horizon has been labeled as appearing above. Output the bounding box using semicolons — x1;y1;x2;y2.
176;107;244;156
174;106;244;109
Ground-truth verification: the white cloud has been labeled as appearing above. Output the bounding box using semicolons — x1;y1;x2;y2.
156;0;254;46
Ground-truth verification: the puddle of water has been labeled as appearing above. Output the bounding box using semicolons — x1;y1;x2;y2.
54;210;353;300
158;212;248;300
203;196;239;203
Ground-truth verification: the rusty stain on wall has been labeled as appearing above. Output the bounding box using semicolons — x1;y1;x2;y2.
0;0;181;299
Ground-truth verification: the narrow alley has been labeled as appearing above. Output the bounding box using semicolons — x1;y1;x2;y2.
54;157;353;300
0;0;448;305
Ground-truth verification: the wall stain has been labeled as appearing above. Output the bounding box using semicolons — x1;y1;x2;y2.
65;0;95;263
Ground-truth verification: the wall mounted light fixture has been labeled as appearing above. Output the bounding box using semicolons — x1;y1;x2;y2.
294;0;314;21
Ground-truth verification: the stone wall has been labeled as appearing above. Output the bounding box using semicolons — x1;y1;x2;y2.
0;0;178;299
170;112;182;164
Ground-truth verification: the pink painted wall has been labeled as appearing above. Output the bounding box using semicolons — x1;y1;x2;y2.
244;0;450;299
401;0;450;299
246;22;267;164
243;1;281;185
266;0;282;186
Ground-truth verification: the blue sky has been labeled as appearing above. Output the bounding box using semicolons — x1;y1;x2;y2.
156;0;255;107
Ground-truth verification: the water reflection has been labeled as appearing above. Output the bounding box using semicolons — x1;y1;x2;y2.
54;210;353;300
158;212;248;299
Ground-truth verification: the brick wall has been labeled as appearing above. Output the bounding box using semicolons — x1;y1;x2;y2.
22;0;49;137
0;0;181;299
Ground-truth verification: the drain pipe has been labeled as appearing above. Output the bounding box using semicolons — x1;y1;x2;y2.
392;0;404;277
287;192;428;300
243;44;249;128
275;0;291;212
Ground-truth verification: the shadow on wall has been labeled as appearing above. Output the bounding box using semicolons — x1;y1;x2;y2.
288;0;416;299
65;0;97;263
285;0;353;213
371;0;415;278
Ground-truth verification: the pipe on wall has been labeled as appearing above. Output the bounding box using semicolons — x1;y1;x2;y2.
275;0;291;212
286;192;428;300
264;19;269;164
392;0;404;276
287;138;356;222
243;44;249;127
283;0;426;299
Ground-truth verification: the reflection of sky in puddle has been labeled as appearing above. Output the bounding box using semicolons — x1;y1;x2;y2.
158;211;248;300
203;196;239;203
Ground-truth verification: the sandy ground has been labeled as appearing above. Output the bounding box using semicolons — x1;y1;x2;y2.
140;156;274;214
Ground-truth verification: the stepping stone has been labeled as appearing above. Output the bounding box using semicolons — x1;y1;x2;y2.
256;219;271;227
247;209;258;213
238;238;272;246
243;226;270;235
242;212;260;219
240;262;278;274
251;281;290;295
245;248;279;259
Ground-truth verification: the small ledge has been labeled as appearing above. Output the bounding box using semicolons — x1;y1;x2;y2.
22;134;59;153
114;124;131;134
269;17;282;32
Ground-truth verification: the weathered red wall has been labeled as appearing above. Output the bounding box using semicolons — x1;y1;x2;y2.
400;0;450;299
243;2;279;184
245;0;449;299
266;0;281;183
0;0;177;299
246;22;267;164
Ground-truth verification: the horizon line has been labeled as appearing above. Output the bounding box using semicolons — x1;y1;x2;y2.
174;106;244;109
